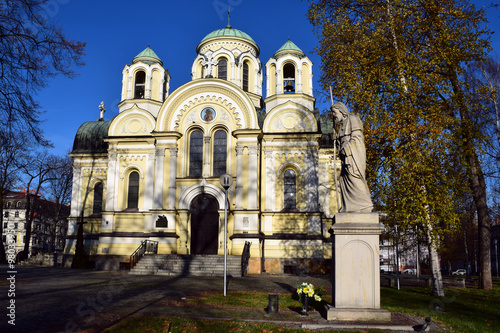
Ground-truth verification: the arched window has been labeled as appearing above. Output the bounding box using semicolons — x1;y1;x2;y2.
127;172;139;209
92;182;103;214
6;201;11;208
284;169;296;209
212;130;227;177
218;58;227;80
16;201;21;208
242;61;249;92
134;70;146;99
189;130;204;177
283;63;295;93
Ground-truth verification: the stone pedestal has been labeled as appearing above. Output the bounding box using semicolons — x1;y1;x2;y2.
327;212;391;322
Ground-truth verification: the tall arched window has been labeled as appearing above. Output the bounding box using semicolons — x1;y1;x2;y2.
242;61;249;92
127;172;139;209
93;182;103;214
212;130;227;177
283;63;295;93
218;58;227;80
189;130;204;177
284;169;296;209
134;70;146;99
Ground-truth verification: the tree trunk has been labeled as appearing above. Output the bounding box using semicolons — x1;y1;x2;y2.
426;222;444;296
449;67;493;290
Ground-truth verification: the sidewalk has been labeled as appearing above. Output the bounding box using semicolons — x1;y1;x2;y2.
0;265;429;332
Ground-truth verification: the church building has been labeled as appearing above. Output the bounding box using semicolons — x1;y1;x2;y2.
65;24;338;274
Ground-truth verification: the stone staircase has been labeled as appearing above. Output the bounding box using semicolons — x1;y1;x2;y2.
129;254;243;277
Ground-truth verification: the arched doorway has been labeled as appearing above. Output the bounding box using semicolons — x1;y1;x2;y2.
190;194;219;255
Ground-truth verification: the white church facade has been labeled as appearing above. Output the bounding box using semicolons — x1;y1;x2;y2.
65;24;339;273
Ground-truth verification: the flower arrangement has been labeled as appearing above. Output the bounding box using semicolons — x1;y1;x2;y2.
296;282;322;302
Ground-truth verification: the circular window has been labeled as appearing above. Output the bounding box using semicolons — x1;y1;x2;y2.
200;107;216;123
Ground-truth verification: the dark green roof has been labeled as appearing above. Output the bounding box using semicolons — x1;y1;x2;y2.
72;119;112;154
273;39;305;59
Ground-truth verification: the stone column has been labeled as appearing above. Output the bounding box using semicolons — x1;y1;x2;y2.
297;68;303;93
235;146;244;209
248;145;259;209
203;136;211;178
153;148;165;209
178;210;190;254
159;79;165;102
264;150;275;211
105;152;117;212
70;166;82;218
167;147;178;210
144;152;155;210
304;149;319;212
230;61;236;84
127;74;133;99
327;213;390;322
145;73;152;99
276;69;282;94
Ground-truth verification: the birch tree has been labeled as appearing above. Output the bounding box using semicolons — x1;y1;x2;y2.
308;0;493;289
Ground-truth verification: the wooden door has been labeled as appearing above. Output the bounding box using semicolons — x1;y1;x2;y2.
190;194;219;255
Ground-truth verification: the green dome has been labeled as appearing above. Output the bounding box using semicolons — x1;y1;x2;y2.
201;27;256;44
273;39;305;59
72;119;113;154
133;46;162;65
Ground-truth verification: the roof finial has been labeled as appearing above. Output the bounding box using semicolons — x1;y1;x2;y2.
226;7;232;29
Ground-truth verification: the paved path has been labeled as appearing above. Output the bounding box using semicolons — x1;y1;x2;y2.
0;265;333;332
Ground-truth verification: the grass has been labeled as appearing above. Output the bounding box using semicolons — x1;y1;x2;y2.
381;284;500;333
105;283;500;333
105;316;338;333
183;290;330;312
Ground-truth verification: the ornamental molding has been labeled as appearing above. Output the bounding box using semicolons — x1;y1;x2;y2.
168;89;244;130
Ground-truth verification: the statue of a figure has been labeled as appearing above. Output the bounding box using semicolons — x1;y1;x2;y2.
331;102;373;212
99;101;106;120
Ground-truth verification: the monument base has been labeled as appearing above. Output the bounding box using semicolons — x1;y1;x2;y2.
326;305;391;322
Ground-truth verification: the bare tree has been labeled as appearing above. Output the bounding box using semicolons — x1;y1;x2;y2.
0;131;30;262
0;0;85;143
18;152;60;259
44;155;72;252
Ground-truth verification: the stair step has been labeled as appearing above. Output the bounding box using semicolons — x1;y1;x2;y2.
129;254;244;277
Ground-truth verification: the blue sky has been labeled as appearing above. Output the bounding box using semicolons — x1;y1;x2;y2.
37;0;500;156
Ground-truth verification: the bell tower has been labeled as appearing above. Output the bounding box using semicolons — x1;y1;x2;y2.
118;46;170;117
264;39;314;112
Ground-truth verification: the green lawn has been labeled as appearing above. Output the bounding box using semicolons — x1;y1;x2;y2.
381;284;500;333
105;283;500;333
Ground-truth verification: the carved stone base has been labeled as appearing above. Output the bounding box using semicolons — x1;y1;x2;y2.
326;305;391;322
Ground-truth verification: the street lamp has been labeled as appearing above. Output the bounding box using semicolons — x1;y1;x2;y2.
495;239;498;279
395;222;400;290
219;173;233;297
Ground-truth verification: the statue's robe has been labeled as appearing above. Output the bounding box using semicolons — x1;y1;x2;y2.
337;113;373;212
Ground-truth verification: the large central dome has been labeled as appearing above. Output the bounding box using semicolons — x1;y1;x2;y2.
197;26;259;56
201;27;256;44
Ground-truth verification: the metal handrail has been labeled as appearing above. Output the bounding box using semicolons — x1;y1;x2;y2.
241;241;251;277
130;240;158;269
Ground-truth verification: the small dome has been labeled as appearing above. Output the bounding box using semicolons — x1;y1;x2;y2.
72;119;113;154
273;39;305;59
133;46;163;66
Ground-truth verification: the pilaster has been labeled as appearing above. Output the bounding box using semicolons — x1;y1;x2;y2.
153;148;165;209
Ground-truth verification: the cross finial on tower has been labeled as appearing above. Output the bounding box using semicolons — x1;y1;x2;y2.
226;7;232;29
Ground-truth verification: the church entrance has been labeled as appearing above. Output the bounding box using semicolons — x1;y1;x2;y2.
190;194;219;255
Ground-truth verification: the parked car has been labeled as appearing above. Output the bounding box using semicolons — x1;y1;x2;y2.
402;269;416;275
452;269;466;276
